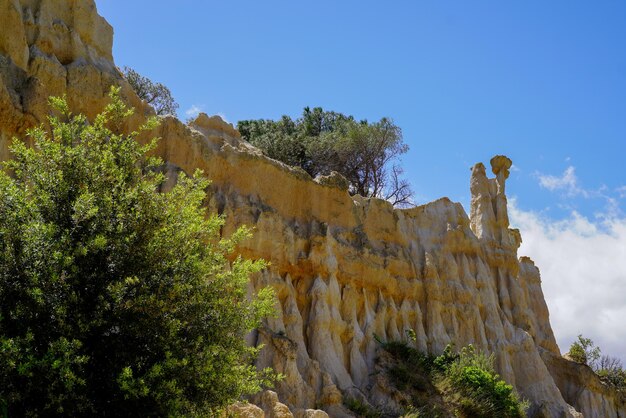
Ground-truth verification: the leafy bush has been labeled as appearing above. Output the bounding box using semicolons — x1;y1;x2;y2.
383;341;437;396
382;342;527;418
344;397;382;418
597;367;626;392
449;365;521;417
442;345;527;418
432;343;459;372
384;341;436;371
0;88;275;416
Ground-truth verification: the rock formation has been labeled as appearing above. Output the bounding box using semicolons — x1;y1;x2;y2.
0;1;624;416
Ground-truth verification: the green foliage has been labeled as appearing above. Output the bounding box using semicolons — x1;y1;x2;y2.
568;343;587;364
405;329;417;342
238;107;413;206
0;88;275;416
343;397;382;418
380;341;446;416
122;66;179;116
383;341;436;392
568;334;601;368
401;404;449;418
596;365;626;392
432;344;459;372
382;342;528;418
569;335;626;393
237;116;311;171
439;345;527;418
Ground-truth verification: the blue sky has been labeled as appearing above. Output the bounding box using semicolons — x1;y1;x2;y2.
97;1;626;360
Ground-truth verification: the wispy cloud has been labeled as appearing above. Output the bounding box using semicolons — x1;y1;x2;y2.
535;166;617;206
537;166;580;195
185;104;204;118
510;199;626;363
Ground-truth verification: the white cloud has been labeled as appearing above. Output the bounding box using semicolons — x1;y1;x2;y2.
617;186;626;199
185;104;204;118
537;166;580;195
509;199;626;363
536;167;618;209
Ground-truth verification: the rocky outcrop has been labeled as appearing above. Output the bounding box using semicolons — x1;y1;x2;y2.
542;351;626;418
0;0;147;162
0;1;623;417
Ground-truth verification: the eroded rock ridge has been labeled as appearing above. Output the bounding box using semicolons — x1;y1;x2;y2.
0;1;624;416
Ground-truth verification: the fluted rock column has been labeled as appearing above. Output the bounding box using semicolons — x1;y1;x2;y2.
491;155;513;243
469;162;495;239
470;155;513;245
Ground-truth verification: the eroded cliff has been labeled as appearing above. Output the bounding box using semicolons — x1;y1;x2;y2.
0;1;623;416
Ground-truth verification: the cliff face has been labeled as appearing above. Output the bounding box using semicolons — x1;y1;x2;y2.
0;2;624;417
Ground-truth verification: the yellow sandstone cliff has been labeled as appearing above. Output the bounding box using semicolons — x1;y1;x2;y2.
0;1;624;416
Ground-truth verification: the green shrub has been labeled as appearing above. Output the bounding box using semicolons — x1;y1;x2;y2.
453;366;518;416
0;88;275;416
442;346;527;418
401;404;448;418
382;342;528;418
384;341;435;372
596;368;626;392
344;397;382;418
432;343;459;372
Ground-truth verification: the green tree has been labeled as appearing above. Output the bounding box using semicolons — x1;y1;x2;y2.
0;88;275;416
122;67;179;116
237;116;310;171
300;106;353;137
313;117;411;205
568;335;601;368
238;107;413;207
568;335;626;392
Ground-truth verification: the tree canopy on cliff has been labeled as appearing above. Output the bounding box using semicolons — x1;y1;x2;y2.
122;66;179;116
568;335;626;393
0;88;275;416
238;107;413;207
